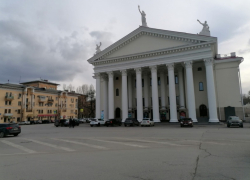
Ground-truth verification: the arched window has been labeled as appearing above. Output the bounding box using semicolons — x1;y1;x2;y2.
199;104;207;117
116;89;119;96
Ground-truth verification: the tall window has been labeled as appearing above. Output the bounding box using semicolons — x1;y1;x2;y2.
135;80;136;88
158;77;161;85
175;75;178;84
116;89;119;96
199;82;204;91
176;96;180;105
18;101;21;106
159;97;161;107
142;79;144;87
167;76;169;84
150;78;152;86
8;109;11;113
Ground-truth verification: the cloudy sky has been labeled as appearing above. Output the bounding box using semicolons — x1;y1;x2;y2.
0;0;250;93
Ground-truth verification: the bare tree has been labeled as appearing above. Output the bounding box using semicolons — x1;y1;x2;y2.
63;84;67;90
67;84;75;92
82;84;89;95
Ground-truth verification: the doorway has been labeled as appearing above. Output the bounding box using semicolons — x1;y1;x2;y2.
199;104;208;117
115;108;121;119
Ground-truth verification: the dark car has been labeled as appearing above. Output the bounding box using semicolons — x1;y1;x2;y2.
73;119;80;126
105;119;122;127
227;116;243;128
180;118;193;127
0;123;21;138
54;119;67;127
124;118;139;127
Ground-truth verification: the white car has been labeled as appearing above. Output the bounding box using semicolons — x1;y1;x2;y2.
141;118;154;127
90;118;105;127
19;121;30;125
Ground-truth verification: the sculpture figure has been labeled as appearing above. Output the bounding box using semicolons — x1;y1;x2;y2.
138;5;148;27
197;19;210;36
95;42;102;54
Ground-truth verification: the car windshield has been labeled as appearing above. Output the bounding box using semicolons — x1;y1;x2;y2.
230;116;240;120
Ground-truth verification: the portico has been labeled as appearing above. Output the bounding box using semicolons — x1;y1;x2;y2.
88;26;243;123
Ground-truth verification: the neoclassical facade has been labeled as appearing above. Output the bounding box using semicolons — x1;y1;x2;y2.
87;26;244;122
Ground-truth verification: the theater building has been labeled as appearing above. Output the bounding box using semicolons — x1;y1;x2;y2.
87;26;244;123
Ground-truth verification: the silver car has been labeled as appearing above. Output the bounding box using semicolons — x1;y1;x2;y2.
227;116;243;128
141;118;154;127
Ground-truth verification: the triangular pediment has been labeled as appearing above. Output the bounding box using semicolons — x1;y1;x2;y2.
88;26;217;63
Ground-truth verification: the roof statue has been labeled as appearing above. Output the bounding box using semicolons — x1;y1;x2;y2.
138;5;148;27
95;42;102;54
197;19;210;36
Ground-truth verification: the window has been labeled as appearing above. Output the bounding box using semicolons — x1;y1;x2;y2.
6;92;8;96
41;110;43;113
47;110;50;113
116;77;119;80
199;82;204;91
5;101;8;105
55;103;58;107
18;101;21;106
18;109;21;114
142;79;144;87
116;89;119;96
10;92;12;96
18;93;21;99
5;109;7;113
8;109;11;113
39;102;43;106
158;77;161;85
198;67;202;71
150;78;152;86
175;75;178;84
167;76;169;84
176;96;180;105
17;117;20;122
9;101;11;105
159;97;161;107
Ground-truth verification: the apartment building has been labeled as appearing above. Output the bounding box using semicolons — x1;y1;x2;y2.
0;80;79;123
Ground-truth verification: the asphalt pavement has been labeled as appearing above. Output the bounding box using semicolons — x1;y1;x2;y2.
0;123;250;180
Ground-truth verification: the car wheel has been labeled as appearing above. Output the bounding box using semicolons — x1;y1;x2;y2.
13;133;19;137
56;125;58;127
0;132;4;138
241;125;243;128
98;123;100;127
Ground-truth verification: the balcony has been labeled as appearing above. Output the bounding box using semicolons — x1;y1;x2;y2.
39;96;46;102
5;96;14;101
48;99;54;104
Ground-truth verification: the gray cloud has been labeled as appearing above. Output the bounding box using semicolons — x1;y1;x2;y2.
0;19;93;84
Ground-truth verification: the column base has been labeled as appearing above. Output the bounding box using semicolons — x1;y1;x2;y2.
209;118;219;123
169;119;178;123
192;119;198;122
153;119;160;123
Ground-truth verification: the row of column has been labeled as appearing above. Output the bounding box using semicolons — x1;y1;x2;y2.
95;59;219;123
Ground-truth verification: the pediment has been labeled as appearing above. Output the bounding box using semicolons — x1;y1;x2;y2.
105;34;193;58
88;26;217;63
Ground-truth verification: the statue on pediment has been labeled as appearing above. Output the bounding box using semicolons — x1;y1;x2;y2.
138;5;148;27
197;20;210;36
95;42;102;54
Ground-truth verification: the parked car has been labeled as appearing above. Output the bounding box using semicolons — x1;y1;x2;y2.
54;119;67;127
42;120;50;124
84;118;91;123
30;120;35;124
141;118;154;127
180;118;193;127
90;118;105;127
19;121;30;125
36;120;42;124
78;119;84;123
124;118;140;127
105;119;122;127
73;119;80;126
0;123;21;138
227;116;243;128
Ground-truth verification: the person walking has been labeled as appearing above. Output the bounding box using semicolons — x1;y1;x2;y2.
69;118;72;128
72;119;75;128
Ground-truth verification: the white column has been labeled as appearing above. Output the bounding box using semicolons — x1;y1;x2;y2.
177;66;185;109
121;70;128;122
184;61;197;122
135;68;143;122
128;73;133;112
102;75;108;120
160;71;166;110
108;71;114;119
95;73;101;119
204;59;219;122
150;66;160;122
167;63;178;122
143;73;149;110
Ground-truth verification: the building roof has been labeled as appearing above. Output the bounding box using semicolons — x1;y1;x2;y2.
20;80;59;86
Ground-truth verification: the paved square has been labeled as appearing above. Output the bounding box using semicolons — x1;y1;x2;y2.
0;123;250;180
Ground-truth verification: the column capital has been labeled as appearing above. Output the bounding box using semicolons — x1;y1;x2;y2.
107;71;113;78
121;69;127;76
149;66;157;73
166;63;175;71
93;73;101;79
204;58;214;66
184;61;193;68
134;67;142;74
